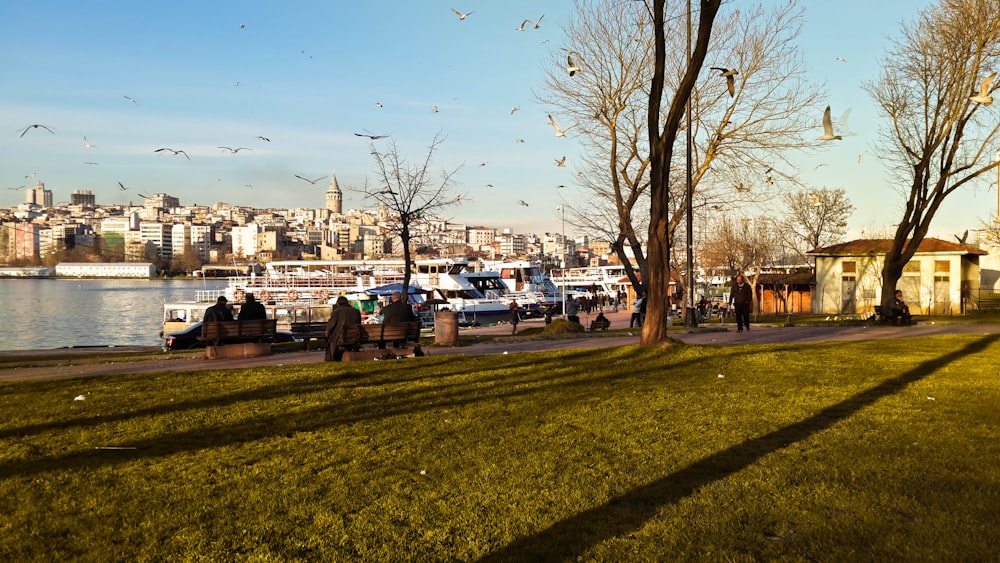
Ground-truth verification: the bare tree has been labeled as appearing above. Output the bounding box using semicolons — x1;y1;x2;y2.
544;1;824;344
356;134;463;301
780;187;854;259
701;214;778;311
864;0;1000;312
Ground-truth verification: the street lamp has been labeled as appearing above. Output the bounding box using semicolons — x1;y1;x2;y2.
684;0;697;328
557;204;567;319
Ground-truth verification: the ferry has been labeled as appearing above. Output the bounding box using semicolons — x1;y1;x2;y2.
550;264;632;295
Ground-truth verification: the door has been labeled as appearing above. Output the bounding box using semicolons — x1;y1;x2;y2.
841;277;856;314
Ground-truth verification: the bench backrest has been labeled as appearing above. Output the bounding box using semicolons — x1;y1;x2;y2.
202;319;278;342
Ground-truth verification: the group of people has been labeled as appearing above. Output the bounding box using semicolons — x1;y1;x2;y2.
202;292;267;324
325;291;419;361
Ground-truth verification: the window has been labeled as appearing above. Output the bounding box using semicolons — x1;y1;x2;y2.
842;261;856;274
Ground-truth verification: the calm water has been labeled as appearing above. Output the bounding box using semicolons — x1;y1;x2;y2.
0;278;226;350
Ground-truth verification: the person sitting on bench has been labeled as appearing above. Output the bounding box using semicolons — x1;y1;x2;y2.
590;311;611;331
892;289;912;326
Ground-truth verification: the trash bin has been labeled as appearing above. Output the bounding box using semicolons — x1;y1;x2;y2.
434;310;459;345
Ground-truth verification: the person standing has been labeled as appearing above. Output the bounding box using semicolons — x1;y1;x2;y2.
565;295;580;324
630;292;645;328
237;293;267;321
729;274;753;333
325;296;362;362
509;300;520;334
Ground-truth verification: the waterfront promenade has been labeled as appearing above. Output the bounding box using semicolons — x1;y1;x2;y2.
3;308;999;383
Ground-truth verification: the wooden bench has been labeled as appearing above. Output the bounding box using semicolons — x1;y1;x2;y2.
589;316;611;331
200;319;278;346
199;319;278;359
873;305;912;326
333;321;424;360
290;322;328;351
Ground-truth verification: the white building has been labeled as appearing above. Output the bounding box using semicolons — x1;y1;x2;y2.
55;262;157;278
231;224;261;258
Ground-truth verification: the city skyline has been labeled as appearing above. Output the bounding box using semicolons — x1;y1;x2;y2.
4;0;995;242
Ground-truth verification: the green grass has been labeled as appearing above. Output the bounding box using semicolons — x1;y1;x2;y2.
2;335;1000;561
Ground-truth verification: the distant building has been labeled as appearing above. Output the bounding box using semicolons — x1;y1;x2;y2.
70;189;96;208
55;262;157;278
26;182;52;208
325;173;343;214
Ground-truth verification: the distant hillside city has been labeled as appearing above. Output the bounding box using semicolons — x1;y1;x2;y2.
1;177;614;275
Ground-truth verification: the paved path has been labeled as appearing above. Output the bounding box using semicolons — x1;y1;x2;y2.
2;308;998;383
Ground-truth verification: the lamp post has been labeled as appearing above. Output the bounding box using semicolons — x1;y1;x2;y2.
557;205;567;319
684;0;697;328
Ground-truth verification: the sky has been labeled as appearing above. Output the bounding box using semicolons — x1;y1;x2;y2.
3;0;994;242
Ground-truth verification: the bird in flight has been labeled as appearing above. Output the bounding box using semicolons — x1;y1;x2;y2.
511;106;520;115
518;200;529;207
534;15;544;29
19;124;54;137
515;138;526;143
374;102;383;108
294;174;327;185
836;57;848;62
83;136;96;148
118;181;128;191
123;95;139;107
548;114;574;137
6;185;26;191
218;146;251;153
817;106;843;141
516;19;531;31
566;55;580;76
970;72;996;105
554;156;566;167
84;161;100;165
485;183;494;188
709;67;738;97
452;8;472;20
354;131;389;140
155;147;190;159
433;105;439;113
256;135;270;142
479;161;488;167
137;193;150;199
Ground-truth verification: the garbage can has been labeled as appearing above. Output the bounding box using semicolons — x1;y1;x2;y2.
434;310;459;345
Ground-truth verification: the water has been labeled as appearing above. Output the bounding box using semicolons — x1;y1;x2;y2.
0;278;226;350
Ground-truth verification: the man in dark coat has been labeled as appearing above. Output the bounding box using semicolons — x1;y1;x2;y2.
381;291;417;323
237;293;267;321
203;296;234;323
325;296;362;361
729;274;753;333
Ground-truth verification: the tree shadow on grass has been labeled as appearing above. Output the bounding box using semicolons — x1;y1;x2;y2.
476;333;1000;562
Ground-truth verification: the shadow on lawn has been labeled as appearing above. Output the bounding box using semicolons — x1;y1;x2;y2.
477;333;1000;562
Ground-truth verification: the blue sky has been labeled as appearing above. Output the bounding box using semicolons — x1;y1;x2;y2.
3;0;992;241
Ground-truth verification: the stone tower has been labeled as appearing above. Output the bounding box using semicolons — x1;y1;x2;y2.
325;173;343;214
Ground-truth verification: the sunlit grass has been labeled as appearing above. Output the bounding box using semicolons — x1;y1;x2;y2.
2;335;999;560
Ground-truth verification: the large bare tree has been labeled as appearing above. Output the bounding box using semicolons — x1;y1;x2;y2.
543;1;824;343
864;0;1000;311
357;134;462;301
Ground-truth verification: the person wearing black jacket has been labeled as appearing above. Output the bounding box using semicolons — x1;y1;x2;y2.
729;274;753;333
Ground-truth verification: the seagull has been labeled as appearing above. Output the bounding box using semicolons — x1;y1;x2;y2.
956;229;969;244
244;184;254;189
84;161;100;165
374;102;383;108
511;106;520;115
817;106;842;141
556;184;566;189
479;161;488;167
218;146;252;153
83;136;96;148
548;114;574;137
516;19;531;31
256;135;270;142
240;23;245;29
118;181;128;191
709;67;738;97
154;147;190;159
836;57;848;62
518;200;529;207
137;192;149;198
485;183;494;188
554;156;566;167
534;15;544;29
515;138;525;143
6;185;26;190
970;72;996;105
294;174;327;185
452;8;472;20
354;131;389;140
433;105;439;113
455;194;464;202
811;193;821;206
567;55;580;76
123;95;139;107
18;124;55;137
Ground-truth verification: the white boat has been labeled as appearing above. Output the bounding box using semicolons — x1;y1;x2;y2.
476;260;564;305
411;259;511;325
550;265;632;295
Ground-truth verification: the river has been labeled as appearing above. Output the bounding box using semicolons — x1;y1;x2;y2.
0;278;226;351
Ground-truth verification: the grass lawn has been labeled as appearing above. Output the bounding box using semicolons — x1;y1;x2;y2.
2;334;999;561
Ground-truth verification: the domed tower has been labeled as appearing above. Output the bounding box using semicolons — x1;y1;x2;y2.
325;172;343;214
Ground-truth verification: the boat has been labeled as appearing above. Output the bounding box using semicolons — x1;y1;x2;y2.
475;260;564;307
549;264;632;296
410;259;511;325
161;289;334;337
